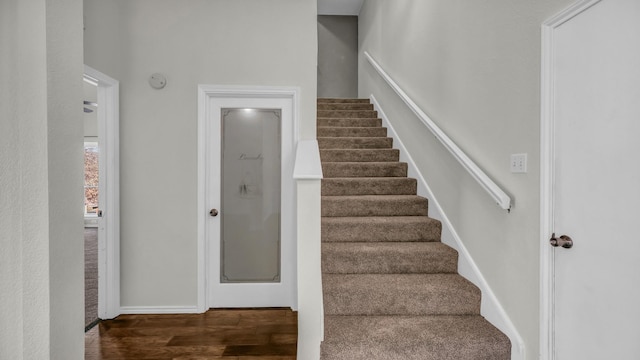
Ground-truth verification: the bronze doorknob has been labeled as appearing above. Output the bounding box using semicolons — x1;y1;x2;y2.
209;209;219;217
550;233;573;249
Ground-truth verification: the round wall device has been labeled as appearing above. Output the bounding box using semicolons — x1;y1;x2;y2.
148;73;167;89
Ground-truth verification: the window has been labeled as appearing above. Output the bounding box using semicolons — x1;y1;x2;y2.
84;141;99;216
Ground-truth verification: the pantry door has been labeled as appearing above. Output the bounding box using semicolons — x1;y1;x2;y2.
198;86;298;309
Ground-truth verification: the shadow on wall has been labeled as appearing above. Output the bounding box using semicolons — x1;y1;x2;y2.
318;15;358;98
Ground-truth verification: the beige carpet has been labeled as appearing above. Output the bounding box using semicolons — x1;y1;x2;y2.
317;98;510;359
85;227;98;330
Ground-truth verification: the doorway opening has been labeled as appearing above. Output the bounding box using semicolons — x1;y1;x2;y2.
83;65;120;323
83;79;99;330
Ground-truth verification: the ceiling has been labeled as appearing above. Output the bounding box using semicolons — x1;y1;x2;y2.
318;0;364;16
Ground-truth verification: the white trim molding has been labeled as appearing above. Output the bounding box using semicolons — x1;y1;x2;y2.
539;1;602;358
120;306;200;315
371;95;526;360
364;52;511;211
197;85;300;312
84;65;120;320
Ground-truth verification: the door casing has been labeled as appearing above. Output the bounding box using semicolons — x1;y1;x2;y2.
197;85;300;311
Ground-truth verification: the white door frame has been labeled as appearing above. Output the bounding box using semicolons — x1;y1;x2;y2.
197;85;299;312
84;65;120;320
539;1;601;357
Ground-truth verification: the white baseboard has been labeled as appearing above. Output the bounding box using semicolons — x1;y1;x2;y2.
371;95;526;360
119;306;202;315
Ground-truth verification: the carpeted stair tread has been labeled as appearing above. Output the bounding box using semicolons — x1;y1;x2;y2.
318;110;378;118
317;97;510;359
322;195;428;217
321;216;442;242
322;242;457;274
322;177;416;196
318;137;393;149
318;98;371;104
321;315;511;360
317;103;374;111
317;126;387;137
323;273;480;316
320;149;400;162
318;118;382;127
322;162;407;178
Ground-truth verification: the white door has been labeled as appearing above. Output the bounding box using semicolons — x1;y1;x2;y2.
200;89;296;309
548;0;640;358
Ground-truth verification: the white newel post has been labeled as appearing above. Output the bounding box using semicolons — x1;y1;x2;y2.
293;140;324;360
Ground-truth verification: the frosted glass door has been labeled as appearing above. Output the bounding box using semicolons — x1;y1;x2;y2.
221;109;281;283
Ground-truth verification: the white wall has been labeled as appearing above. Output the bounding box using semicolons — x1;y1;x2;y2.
84;0;317;308
0;0;84;358
84;81;98;137
358;1;572;359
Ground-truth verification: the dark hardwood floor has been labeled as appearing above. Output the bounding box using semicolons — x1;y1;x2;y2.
85;308;297;359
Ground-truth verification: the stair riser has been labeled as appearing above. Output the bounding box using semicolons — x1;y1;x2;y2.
322;243;458;274
317;103;374;111
317;127;387;137
322;163;407;178
322;217;442;242
322;196;428;217
318;110;378;118
323;274;481;316
318;118;381;127
320;149;399;162
318;138;392;149
318;98;370;104
322;178;416;196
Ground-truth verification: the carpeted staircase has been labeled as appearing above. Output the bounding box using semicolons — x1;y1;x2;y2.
317;98;511;360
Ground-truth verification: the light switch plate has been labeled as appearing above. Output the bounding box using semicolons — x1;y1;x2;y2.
511;153;527;173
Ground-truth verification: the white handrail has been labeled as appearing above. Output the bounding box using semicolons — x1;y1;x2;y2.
365;51;511;211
